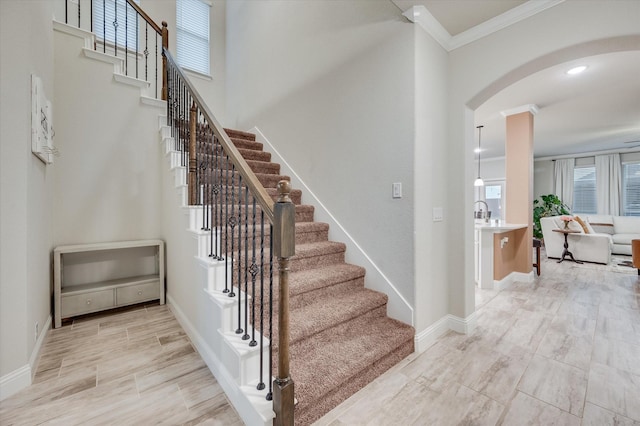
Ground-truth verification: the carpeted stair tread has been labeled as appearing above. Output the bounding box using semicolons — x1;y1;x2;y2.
237;147;271;162
246;159;280;175
224;128;256;141
255;172;290;188
287;288;387;345
290;316;415;423
289;263;364;297
293;241;345;262
230;137;263;152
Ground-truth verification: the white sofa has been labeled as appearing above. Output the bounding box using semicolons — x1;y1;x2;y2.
541;216;612;264
583;215;640;256
541;215;640;264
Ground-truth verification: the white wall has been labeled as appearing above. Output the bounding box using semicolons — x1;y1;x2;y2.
0;0;55;397
52;28;162;246
226;1;417;305
534;159;554;199
447;0;640;320
413;26;450;332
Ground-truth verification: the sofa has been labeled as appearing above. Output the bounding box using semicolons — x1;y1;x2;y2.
541;215;640;263
540;216;612;264
583;215;640;256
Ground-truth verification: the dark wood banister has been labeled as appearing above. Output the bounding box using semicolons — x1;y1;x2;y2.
163;49;276;222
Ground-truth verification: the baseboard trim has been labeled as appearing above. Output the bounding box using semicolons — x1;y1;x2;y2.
0;315;52;401
0;365;31;402
414;312;478;353
494;270;534;290
249;126;414;326
167;295;273;426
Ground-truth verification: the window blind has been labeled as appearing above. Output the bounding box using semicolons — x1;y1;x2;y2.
623;162;640;216
93;0;140;48
176;0;210;75
572;166;597;214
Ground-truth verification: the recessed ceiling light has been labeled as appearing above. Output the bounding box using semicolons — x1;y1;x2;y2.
566;65;587;75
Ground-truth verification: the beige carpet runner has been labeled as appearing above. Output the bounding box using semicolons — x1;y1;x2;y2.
222;128;415;425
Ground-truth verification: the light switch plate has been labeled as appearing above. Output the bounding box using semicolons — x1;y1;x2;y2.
392;182;402;199
433;207;443;222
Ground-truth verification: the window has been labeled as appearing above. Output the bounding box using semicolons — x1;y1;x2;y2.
177;0;210;76
93;0;140;48
484;182;504;221
622;162;640;216
573;166;596;214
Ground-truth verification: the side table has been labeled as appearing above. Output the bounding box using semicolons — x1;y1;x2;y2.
552;229;583;264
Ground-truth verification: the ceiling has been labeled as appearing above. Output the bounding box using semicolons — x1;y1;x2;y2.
391;0;640;160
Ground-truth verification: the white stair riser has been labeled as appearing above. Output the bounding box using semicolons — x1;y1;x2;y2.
192;231;225;259
219;330;271;387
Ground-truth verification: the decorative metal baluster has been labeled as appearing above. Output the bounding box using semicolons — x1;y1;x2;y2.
155;31;158;98
135;15;138;79
243;187;250;341
90;0;93;33
236;175;244;335
210;132;219;258
65;0;68;24
257;211;265;391
249;197;258;347
113;0;118;56
125;1;128;75
224;154;231;294
103;0;106;53
77;0;80;28
228;165;237;299
144;24;149;82
266;230;274;401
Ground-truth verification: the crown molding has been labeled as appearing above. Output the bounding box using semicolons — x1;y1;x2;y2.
403;0;565;52
500;104;539;117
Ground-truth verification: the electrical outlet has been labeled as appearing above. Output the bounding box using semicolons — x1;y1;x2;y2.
392;182;402;199
35;322;39;342
433;207;443;222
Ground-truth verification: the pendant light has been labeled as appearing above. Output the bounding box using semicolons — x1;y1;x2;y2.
474;125;485;187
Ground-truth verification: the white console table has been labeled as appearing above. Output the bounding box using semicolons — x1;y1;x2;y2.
53;240;165;328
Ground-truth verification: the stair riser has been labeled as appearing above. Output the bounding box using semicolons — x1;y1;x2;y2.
225;128;257;141
290;276;365;310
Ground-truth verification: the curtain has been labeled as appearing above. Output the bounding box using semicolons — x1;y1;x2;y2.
554;158;574;210
595;153;621;215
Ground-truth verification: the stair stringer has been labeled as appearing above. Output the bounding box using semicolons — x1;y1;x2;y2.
249;127;414;326
53;20;165;106
158;119;275;426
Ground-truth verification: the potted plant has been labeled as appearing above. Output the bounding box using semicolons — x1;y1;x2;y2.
533;194;571;239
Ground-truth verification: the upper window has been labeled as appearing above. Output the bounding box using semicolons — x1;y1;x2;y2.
573;166;596;214
93;0;140;48
176;0;210;76
622;162;640;216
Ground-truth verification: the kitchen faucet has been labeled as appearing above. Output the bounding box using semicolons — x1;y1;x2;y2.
474;200;491;222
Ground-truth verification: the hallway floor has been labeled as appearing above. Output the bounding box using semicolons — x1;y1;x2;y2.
0;303;242;425
2;255;639;425
314;256;640;425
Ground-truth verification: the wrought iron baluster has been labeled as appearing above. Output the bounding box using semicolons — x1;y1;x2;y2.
236;175;244;335
135;15;138;79
267;230;274;401
103;0;106;53
155;31;158;98
243;186;250;341
65;0;68;24
90;0;93;33
249;197;258;347
125;1;128;75
113;0;118;56
228;165;237;299
77;0;80;28
144;24;149;82
224;154;231;294
257;211;265;390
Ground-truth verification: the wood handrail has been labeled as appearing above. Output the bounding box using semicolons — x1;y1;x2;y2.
125;0;161;34
163;48;275;222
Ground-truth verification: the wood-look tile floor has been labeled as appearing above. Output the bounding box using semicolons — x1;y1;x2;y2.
315;255;640;425
0;303;242;426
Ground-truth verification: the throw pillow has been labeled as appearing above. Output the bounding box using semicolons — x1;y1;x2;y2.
584;219;596;234
567;219;583;233
574;215;589;234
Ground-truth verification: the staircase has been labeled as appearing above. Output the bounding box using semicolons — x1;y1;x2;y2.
222;129;415;424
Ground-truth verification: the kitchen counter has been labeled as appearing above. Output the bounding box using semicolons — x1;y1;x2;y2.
475;221;528;289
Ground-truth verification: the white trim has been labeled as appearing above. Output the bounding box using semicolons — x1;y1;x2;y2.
141;97;166;109
500;104;539;117
494;270;534;290
447;312;478;335
167;295;273;426
0;315;52;401
249;127;414;326
113;73;149;89
536;148;640;162
29;315;52;379
402;1;564;52
414;315;449;353
53;19;95;49
0;365;31;401
414;312;478;353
